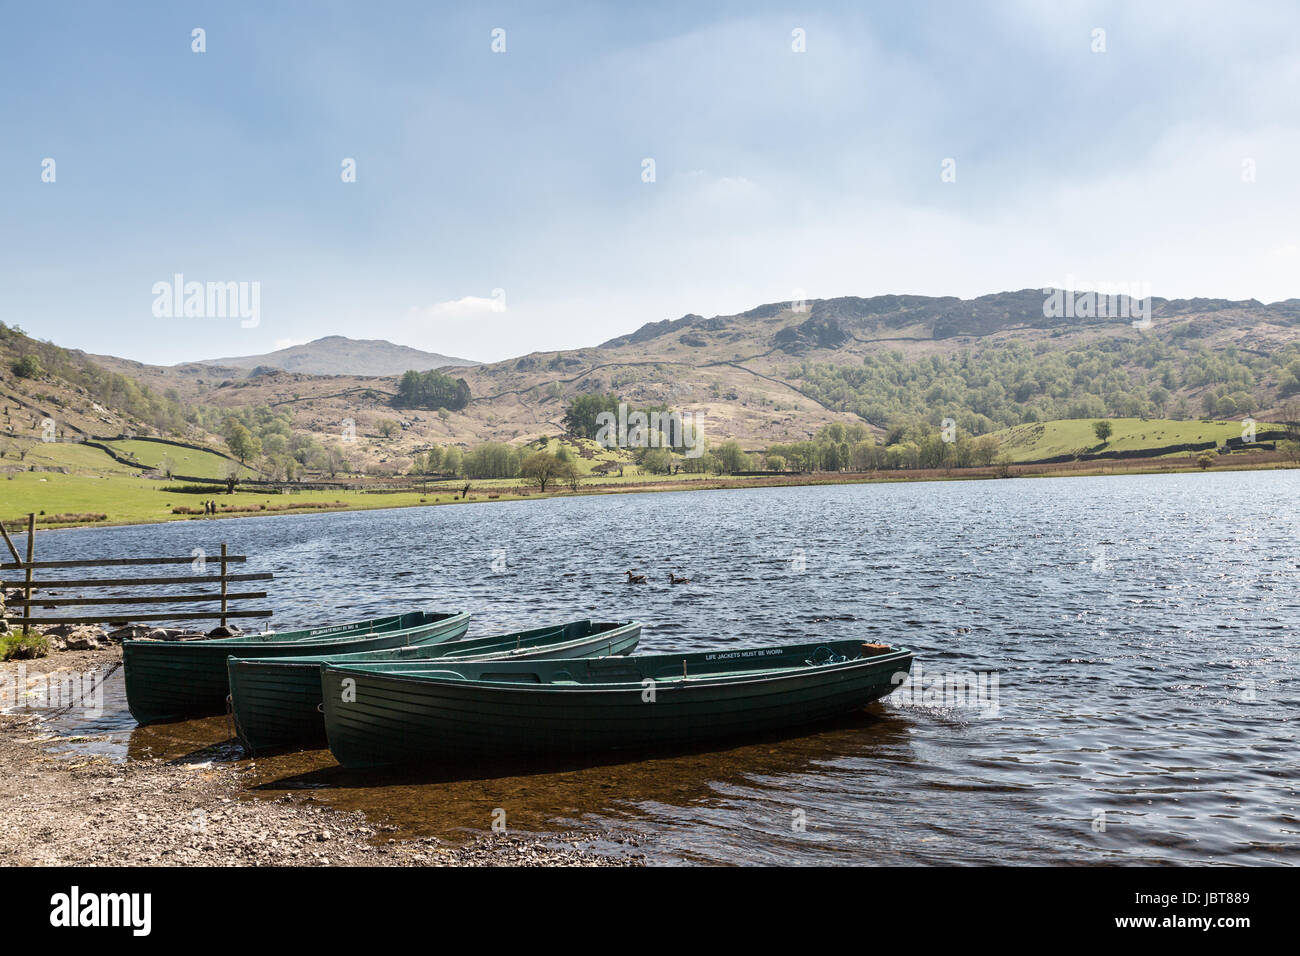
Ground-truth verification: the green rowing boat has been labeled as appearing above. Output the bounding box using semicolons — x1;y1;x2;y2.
125;610;470;725
227;619;642;753
321;640;913;768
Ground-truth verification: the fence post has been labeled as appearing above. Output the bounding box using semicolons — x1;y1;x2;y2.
22;513;35;635
220;543;228;628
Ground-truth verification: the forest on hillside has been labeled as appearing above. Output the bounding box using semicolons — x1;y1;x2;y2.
795;334;1300;435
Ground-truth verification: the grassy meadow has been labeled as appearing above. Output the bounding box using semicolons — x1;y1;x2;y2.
992;418;1270;463
1;421;1294;532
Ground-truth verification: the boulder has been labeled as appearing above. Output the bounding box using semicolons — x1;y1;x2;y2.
37;623;106;651
64;627;103;651
143;627;210;642
104;624;153;643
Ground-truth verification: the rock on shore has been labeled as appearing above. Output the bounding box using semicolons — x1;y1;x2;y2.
0;652;641;867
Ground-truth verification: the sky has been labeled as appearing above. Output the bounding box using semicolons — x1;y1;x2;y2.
2;0;1298;365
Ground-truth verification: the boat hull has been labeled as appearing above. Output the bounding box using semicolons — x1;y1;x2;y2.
228;620;641;753
322;644;913;769
124;610;470;725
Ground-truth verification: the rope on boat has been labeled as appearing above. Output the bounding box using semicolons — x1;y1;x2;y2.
805;652;848;666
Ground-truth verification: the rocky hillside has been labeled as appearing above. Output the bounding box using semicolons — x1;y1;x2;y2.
0;322;207;448
13;289;1300;478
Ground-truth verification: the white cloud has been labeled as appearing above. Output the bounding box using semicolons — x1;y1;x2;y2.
414;293;507;319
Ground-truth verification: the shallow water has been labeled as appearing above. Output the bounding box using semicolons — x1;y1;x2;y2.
24;471;1300;864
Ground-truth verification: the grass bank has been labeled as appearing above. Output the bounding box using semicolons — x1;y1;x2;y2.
3;446;1295;534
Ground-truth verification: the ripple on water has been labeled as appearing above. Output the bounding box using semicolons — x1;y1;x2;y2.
26;471;1300;864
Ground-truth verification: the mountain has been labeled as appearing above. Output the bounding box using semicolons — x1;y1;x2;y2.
200;336;478;377
35;290;1300;474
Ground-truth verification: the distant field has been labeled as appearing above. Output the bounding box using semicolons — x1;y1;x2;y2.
18;441;138;475
0;472;422;528
0;467;730;530
992;418;1272;463
102;439;254;479
3;418;1295;532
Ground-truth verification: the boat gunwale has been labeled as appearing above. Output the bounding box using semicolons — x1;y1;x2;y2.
322;645;912;695
228;619;639;670
128;610;471;655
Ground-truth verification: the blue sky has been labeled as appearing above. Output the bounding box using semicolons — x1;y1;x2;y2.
2;1;1298;365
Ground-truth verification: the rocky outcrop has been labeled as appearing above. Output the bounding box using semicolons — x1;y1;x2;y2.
38;624;108;652
773;315;851;352
30;621;241;651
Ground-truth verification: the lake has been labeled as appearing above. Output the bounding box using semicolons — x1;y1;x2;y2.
27;470;1300;864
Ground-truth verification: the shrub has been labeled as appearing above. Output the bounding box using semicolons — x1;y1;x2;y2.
11;354;42;379
1;630;50;660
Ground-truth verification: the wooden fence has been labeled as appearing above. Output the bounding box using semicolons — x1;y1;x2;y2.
0;513;272;634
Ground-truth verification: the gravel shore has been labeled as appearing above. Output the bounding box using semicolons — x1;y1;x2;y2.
0;651;642;867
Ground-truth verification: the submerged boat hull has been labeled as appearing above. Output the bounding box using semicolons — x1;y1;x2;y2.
124;610;470;725
322;642;913;769
227;620;642;753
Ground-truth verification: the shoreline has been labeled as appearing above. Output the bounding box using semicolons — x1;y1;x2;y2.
13;452;1298;534
0;650;640;867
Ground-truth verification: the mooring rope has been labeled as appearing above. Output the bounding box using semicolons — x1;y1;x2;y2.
33;658;124;720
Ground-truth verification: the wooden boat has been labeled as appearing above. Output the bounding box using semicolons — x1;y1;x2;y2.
227;619;642;753
321;640;913;768
124;610;470;725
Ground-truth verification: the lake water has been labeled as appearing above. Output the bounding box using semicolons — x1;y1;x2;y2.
23;471;1300;864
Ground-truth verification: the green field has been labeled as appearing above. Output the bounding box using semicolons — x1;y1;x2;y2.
19;441;139;475
2;420;1294;532
991;418;1272;463
102;439;255;479
0;471;523;529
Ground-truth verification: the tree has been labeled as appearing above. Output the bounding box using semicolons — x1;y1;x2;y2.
225;423;261;464
972;434;1000;467
641;448;673;474
520;451;563;492
326;445;348;478
464;443;519;478
223;461;241;494
261;433;288;458
713;441;752;474
11;355;42;379
1281;401;1300;457
396;370;471;410
1092;420;1113;443
442;446;463;476
561;460;582;491
377;419;399;439
424;446;444;473
562;394;621;440
1196;452;1215;470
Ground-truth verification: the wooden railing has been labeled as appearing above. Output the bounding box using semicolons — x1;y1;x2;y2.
0;514;272;634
